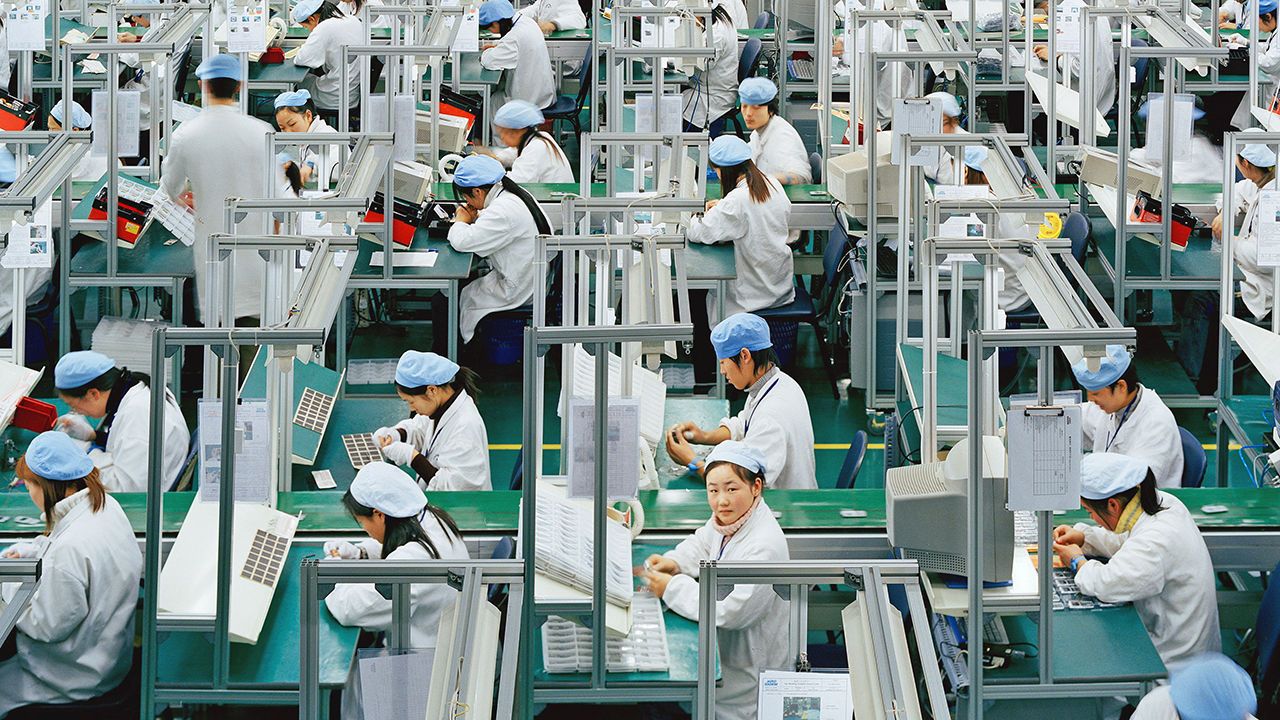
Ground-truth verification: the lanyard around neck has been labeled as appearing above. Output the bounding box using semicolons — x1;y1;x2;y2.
1105;386;1143;452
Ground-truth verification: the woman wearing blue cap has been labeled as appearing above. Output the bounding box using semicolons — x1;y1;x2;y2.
292;0;364;119
667;313;816;490
484;100;573;183
1133;652;1258;719
1071;344;1184;489
680;4;739;134
445;154;552;344
641;440;790;720
371;350;492;491
1052;452;1219;673
274;89;342;188
47;100;110;182
517;0;587;34
921;91;968;183
1215;131;1279;322
51;350;190;493
0;432;141;716
161;53;273;322
1227;0;1280;130
479;0;556;110
738;78;812;186
324;463;469;720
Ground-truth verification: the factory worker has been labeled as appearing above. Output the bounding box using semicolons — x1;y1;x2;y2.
1072;345;1184;488
1031;6;1116;115
1133;653;1259;720
51;351;190;493
1218;133;1279;321
0;431;141;716
641;441;790;720
1131;98;1223;185
924;91;970;183
1228;0;1280;130
273;89;342;188
47;101;109;182
487;100;573;183
337;0;389;28
831;5;913;129
687;135;795;318
373;351;492;491
682;5;739;134
447;155;551;342
962;145;1036;315
739;78;812;185
1052;452;1219;671
518;0;587;33
324;463;469;720
292;0;365;117
667;313;817;489
479;0;556;110
160;54;272;322
716;0;749;29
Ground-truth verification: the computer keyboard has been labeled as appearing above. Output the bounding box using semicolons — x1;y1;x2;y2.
787;58;815;81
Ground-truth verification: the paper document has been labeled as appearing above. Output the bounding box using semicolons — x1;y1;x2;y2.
1054;0;1084;54
227;1;268;53
757;671;852;720
1256;190;1280;268
1144;93;1194;153
1006;403;1082;511
3;201;54;269
7;0;47;52
357;649;434;720
366;94;418;162
890;98;942;167
566;397;641;501
198;399;272;503
91;90;141;157
171;101;202;124
370;250;438;268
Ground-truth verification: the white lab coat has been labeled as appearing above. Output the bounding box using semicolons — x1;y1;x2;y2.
493;134;574;184
719;367;817;490
518;0;588;31
0;262;53;337
994;209;1035;314
325;515;470;720
923;127;969;184
481;15;557;110
338;0;390;28
160;104;273;321
749;116;812;185
289;115;343;188
682;18;739;129
390;389;493;491
1081;385;1185;489
842;15;913;129
295;16;365;111
1234;178;1277;321
717;0;749;29
446;184;547;342
687;174;794;317
89;382;190;493
1130;134;1224;185
1030;16;1115;114
1231;30;1280;130
661;499;791;720
1073;491;1221;673
0;491;141;716
1132;684;1259;720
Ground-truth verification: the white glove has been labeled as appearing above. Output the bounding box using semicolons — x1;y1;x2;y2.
55;414;96;441
372;426;399;445
2;536;48;559
381;441;417;466
323;540;363;560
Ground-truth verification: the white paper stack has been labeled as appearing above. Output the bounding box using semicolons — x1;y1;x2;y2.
534;494;634;607
542;594;671;673
562;344;667;450
91;317;173;385
346;358;399;385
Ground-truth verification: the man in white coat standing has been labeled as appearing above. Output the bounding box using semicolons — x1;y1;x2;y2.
160;54;272;324
1072;345;1185;488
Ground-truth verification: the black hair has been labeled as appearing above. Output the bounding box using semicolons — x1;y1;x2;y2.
1082;469;1166;518
342;490;464;559
395;365;481;399
1107;363;1141;396
729;347;778;372
57;366;151;399
495;17;515;35
275;100;317;124
206;77;240;100
452;176;553;235
711;4;732;26
704;459;766;488
1264;9;1277;23
765;98;780;117
315;0;342;22
964;166;988;186
714;158;774;204
284;161;304;195
516;128;568;164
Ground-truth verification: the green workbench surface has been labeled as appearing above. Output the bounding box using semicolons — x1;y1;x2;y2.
1052;182;1223;207
241;351;346;467
350;231;474;281
658;397;730;490
531;542;715;686
684;243;736;282
896;343;970;429
1222;394;1272;448
422;53;501;85
156;542;360;689
1091;218;1220;281
288;397;407;491
69;172;193;277
991;608;1165;684
0;487;1274;536
247;61;310;85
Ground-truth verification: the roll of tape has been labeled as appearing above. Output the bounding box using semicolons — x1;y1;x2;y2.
438;153;465;182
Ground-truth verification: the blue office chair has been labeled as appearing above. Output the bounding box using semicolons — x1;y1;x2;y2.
752;11;775;29
1178;427;1207;488
835;430;868;489
1131;38;1151;94
756;282;841;399
809;151;823;184
509;447;524;491
1006;210;1091;326
487;536;518;605
543;43;594;139
717;37;764;137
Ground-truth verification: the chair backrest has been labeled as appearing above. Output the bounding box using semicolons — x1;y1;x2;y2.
836;430;869;489
1131;38;1151;91
1178;426;1207;488
824;221;852;285
1062;211;1091;265
809;152;823;184
487;536;517;604
753;11;774;28
738;37;763;82
574;43;594;111
171;426;200;492
1257;561;1280;685
509;447;524;490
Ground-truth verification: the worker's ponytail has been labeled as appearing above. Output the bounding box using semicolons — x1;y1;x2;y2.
517;127;567;165
16;458;106;534
341;491;463;558
1082;469;1165;518
715;158;774;204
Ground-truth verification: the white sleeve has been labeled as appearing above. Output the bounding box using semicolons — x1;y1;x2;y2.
719;407;747;440
1075;521;1126;558
1074;528;1169;604
446;204;516;255
1260;38;1280;77
294;30;328;69
480;36;521;70
403;414;435;451
663;527;713;578
426;423;490;491
16;561;90;644
325;580;394;632
1130;686;1180;720
662;574;781;631
160;131;190;200
1079;401;1107;448
492;146;519;168
685;194;749;245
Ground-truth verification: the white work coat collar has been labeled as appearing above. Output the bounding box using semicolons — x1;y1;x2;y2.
47;488;93;539
746;365;780;396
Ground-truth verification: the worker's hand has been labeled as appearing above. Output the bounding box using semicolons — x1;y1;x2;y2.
642;569;674;598
453;204;478;224
481;43;496;51
704;199;720;212
1052;525;1085;547
1032;45;1049;62
537;20;557;34
372;426;399;447
2;536;47;559
1211;212;1224;240
55;414;96;442
671;421;710;445
380;441;417;466
117;32;141;43
832;37;844;57
665;425;697;466
323;540;363;560
1052;542;1084;569
645;554;679;575
177;191;195;210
